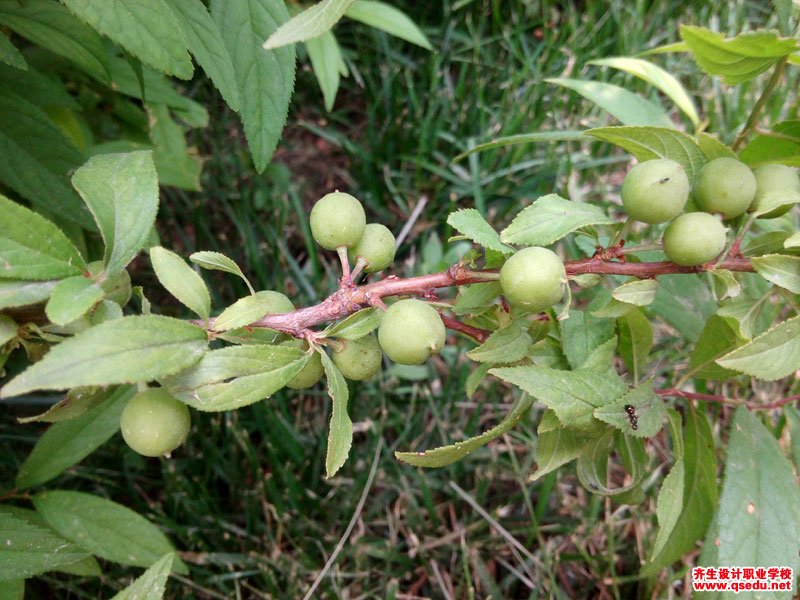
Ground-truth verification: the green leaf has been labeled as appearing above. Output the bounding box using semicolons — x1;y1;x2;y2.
559;309;616;370
161;344;308;411
530;411;584;481
147;104;202;191
739;121;800;167
396;393;533;467
0;279;57;309
587;126;707;182
452;130;589;162
576;430;646;497
61;0;193;79
785;231;800;249
189;251;254;294
716;315;800;381
447;208;511;254
345;0;431;50
453;282;502;316
0;579;23;599
617;309;653;383
34;491;186;573
546;78;673;128
643;405;717;574
696;132;737;160
588;57;699;127
323;308;383;340
44;276;103;326
680;25;798;84
169;0;240;111
150;247;210;319
0;315;15;346
710;269;742;300
0;31;25;70
18;387;111;424
717;292;769;340
0;0;109;82
212;0;296;172
711;407;800;585
305;30;346;111
649;274;716;342
0;511;91;581
579;335;618;371
0;194;85;280
15;386;133;489
0;64;79;111
752;254;800;293
688;315;744;381
464;362;490;398
264;0;354;49
319;350;352;477
500;194;615;247
490;365;626;431
611;278;658;306
212;290;290;331
466;321;531;364
594;381;666;438
111;552;174;600
72;151;158;275
1;316;207;397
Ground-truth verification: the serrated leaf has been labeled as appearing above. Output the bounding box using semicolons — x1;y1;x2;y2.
465;362;490;398
453;282;501;316
490;365;627;431
680;25;797;84
576;429;646;497
586;126;707;182
323;308;382;340
447;209;511;254
546;78;673;128
212;290;291;331
147;104;202;191
0;194;85;280
0;31;25;70
688;315;744;381
617;309;653;383
34;491;186;573
161;344;307;411
212;0;296;172
530;411;584;481
0;0;109;82
18;386;110;424
345;0;431;50
397;392;533;468
588;57;699;127
716;315;800;381
169;0;240;110
466;321;531;364
61;0;193;79
559;309;616;370
44;276;103;326
752;253;800;293
150;247;210;319
649;274;716;342
264;0;354;49
320;350;351;477
739;120;800;167
1;316;207;397
710;269;742;300
72;151;158;275
14;386;133;489
500;194;615;247
189;251;254;294
306;30;346;111
112;552;174;600
718;297;767;340
0;511;90;581
712;407;800;585
579;335;618;371
0;279;57;310
611;278;658;306
594;381;666;438
696;132;737;160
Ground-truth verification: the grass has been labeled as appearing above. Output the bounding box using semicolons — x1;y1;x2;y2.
1;0;798;598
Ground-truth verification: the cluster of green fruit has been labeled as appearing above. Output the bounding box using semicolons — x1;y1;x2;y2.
621;157;799;266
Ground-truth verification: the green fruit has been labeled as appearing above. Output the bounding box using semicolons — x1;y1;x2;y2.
332;334;382;380
348;223;396;273
281;340;324;389
309;192;366;250
663;212;727;266
260;290;295;314
693;157;756;219
751;164;800;218
499;247;565;312
120;388;191;457
620;159;690;224
378;299;446;365
87;261;132;306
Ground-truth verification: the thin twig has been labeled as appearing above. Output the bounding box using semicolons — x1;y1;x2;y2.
439;315;490;343
731;56;789;152
656;388;800;410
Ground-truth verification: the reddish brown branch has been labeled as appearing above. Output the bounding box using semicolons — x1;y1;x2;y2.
440;315;490;343
656;388;800;410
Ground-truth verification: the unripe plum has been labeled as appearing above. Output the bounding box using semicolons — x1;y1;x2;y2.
620;159;690;224
663;212;727;266
499;247;565;312
378;299;446;365
693;157;756;219
309;192;366;250
120;388;191;457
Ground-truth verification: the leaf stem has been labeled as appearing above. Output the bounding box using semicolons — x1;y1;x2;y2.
731;56;789;152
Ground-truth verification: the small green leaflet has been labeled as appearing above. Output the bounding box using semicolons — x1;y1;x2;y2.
696;132;737;160
716;315;800;381
0;193;85;280
453;282;502;316
530;411;585;481
680;25;798;85
72;151;159;275
344;1;432;50
150;246;211;319
688;315;745;381
1;316;208;397
447;208;512;254
586;126;707;182
740;120;800;167
306;30;347;111
18;386;111;424
264;0;354;49
710;269;742;300
611;278;658;306
0;30;25;70
45;276;103;325
500;194;615;247
453;130;588;162
752;254;800;293
786;232;800;249
617;309;653;383
576;430;646;497
147;103;202;191
320;350;352;478
594;381;666;438
162;344;308;411
466;321;531;364
111;553;175;600
190;250;255;294
396;393;533;468
212;291;282;331
33;491;187;573
323;308;382;340
559;309;616;370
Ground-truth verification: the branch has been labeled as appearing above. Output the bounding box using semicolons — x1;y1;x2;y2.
656;388;800;410
440;315;490;343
